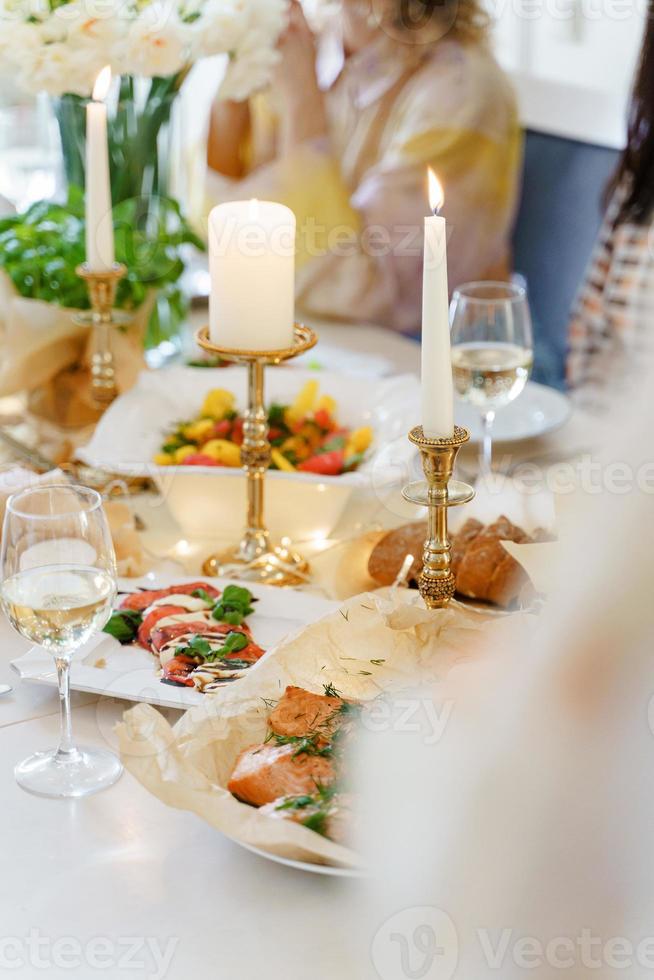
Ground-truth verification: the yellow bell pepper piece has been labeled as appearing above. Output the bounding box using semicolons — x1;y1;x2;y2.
153;452;173;466
201;388;235;420
271;448;296;471
315;394;337;418
182;418;215;443
202;439;241;467
285;379;319;427
344;425;373;459
174;445;198;464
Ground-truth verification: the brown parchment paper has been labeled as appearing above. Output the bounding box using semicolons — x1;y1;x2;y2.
117;588;534;869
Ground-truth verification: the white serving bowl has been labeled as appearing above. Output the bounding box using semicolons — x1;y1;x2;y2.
79;366;420;541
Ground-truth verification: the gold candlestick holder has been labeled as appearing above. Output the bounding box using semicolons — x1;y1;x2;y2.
402;425;475;609
195;323;318;586
74;263;132;408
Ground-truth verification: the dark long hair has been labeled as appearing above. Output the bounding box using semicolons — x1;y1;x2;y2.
609;0;654;225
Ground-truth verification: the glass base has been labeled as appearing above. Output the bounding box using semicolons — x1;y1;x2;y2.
15;746;123;799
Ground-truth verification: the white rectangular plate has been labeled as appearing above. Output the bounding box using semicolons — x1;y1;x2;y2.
10;575;338;711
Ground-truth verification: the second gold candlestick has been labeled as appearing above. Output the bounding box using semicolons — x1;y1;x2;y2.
195;324;317;586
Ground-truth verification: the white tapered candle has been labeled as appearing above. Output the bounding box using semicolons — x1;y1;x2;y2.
85;66;115;272
421;169;454;438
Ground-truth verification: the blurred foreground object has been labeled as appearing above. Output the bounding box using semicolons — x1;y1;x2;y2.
360;374;654;978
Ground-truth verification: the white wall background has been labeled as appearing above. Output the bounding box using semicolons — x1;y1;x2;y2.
491;0;646;146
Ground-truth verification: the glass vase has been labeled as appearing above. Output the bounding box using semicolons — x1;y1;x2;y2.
53;74;188;353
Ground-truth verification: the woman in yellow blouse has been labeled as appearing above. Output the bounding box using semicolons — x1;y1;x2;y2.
207;0;521;333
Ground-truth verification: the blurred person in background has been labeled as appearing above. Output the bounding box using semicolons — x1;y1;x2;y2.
568;2;654;401
206;0;521;333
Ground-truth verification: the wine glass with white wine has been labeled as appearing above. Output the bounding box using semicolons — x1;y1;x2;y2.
450;281;534;473
0;485;122;798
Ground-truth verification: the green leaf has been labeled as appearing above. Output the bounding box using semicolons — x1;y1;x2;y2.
190;588;215;604
276;795;314;811
103;609;142;644
211;585;255;624
0;188;201;321
188;635;211;656
219;631;249;655
268;403;288;429
301;811;329;836
320;435;347;453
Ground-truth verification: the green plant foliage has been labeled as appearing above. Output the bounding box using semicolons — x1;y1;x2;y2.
0;186;205;344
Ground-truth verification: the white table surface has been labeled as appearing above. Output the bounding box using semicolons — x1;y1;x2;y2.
0;323;581;979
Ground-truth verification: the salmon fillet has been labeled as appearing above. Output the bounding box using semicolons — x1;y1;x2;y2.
268;686;347;740
227;743;335;807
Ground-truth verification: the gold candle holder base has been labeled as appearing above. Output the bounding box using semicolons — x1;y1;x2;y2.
74;263;132;408
195;324;318;587
402;425;475;609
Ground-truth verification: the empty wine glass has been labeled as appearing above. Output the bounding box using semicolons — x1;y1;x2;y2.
0;485;122;798
450;281;534;473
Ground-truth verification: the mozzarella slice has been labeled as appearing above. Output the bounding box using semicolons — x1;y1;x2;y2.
150;610;215;631
144;594;211;616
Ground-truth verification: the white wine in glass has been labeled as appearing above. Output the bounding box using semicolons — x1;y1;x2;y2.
450;282;534;473
0;485;122;798
3;565;115;652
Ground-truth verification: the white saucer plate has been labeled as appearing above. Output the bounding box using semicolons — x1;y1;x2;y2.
455;381;571;443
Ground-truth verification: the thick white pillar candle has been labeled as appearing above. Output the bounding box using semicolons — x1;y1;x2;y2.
421;170;454;438
85;66;115;272
209;199;295;350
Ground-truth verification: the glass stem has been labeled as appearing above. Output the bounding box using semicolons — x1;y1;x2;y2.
481;409;496;475
54;657;77;761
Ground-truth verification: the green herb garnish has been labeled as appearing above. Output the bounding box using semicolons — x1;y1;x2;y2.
211;585;255;626
265;732;333;758
103;609;142;644
276;795;314;811
268;403;287;428
217;631;249;656
191;588;215;605
301;811;329;835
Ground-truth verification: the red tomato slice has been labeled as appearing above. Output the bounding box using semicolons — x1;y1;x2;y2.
223;639;265;663
213;419;232;438
119;582;221;612
314;408;333;431
182;454;222;466
161;655;196;687
298;450;345;475
137;605;188;650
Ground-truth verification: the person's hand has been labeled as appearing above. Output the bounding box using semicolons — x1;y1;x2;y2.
274;0;327;151
207;100;251;177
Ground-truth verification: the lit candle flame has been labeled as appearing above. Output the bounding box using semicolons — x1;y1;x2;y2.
92;65;112;102
428;168;444;215
248;197;259;221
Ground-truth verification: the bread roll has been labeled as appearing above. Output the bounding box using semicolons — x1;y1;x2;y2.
368;516;547;607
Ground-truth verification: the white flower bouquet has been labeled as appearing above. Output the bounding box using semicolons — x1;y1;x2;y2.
0;0;286;100
0;0;287;348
